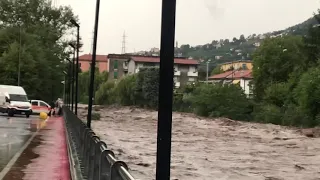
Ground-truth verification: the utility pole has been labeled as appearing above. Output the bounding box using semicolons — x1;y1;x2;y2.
155;0;176;179
87;0;100;128
18;26;22;86
121;31;127;54
70;19;80;115
71;51;75;112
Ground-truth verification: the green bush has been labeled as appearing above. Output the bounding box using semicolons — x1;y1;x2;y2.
294;67;320;126
95;81;116;105
115;74;137;105
141;67;159;108
252;103;283;124
189;83;252;120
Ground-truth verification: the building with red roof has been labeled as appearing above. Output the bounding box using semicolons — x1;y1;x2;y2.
208;69;253;96
107;54;199;88
78;54;108;72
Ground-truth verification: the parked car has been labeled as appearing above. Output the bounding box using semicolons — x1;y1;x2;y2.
31;100;51;114
0;85;32;118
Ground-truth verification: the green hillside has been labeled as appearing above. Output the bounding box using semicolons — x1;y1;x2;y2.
175;15;319;79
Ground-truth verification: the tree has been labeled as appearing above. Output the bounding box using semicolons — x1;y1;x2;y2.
252;36;307;100
304;10;320;66
239;34;246;42
0;0;78;102
211;66;223;75
294;67;320;126
189;84;252;120
115;75;137;105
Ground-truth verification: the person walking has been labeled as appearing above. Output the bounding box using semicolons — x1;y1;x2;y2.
55;98;63;116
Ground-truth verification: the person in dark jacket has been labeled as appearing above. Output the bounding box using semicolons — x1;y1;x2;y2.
49;101;55;116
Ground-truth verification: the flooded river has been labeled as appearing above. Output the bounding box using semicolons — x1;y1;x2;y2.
79;106;320;180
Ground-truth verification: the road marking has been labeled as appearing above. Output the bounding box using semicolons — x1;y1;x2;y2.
0;117;48;180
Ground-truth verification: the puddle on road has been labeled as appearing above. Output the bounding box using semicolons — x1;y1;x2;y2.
0;118;44;174
0;135;31;173
2;135;42;180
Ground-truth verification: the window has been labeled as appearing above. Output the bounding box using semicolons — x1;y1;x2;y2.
242;63;247;69
31;101;38;106
40;102;47;107
9;94;28;102
189;77;195;82
114;71;118;79
114;60;118;69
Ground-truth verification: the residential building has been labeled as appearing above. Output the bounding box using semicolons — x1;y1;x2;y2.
107;54;131;81
220;60;252;71
78;54;108;73
207;69;253;97
107;54;199;87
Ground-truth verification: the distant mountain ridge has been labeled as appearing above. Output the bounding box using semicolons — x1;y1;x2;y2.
180;16;318;65
133;15;318;79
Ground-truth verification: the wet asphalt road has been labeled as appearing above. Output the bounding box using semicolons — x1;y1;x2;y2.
0;114;38;172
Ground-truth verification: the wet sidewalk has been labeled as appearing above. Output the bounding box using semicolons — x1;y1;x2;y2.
2;117;71;180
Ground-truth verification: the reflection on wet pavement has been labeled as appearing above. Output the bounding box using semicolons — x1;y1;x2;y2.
0;115;43;172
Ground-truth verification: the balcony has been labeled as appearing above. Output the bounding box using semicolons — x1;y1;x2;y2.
123;63;128;71
187;71;198;77
174;70;181;76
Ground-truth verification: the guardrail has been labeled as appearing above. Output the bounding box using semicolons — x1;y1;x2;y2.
62;106;135;180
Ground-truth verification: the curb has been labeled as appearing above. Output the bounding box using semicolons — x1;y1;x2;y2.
63;116;84;180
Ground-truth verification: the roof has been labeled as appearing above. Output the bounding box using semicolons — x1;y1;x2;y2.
219;60;252;65
208;69;252;80
131;56;199;65
79;54;108;62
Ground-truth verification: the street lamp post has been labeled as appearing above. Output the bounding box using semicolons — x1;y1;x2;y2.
155;0;176;179
69;44;76;112
87;0;100;128
62;71;67;102
66;58;72;108
70;19;80;115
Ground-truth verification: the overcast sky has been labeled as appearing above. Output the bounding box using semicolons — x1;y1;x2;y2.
56;0;319;55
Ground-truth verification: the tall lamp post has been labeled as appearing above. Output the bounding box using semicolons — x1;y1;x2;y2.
70;19;80;115
156;0;176;179
62;71;67;103
69;43;76;112
65;58;72;108
87;0;100;128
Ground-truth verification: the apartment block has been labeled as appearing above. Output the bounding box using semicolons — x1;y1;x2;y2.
107;54;199;87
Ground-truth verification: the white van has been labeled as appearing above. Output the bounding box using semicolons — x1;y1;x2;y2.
0;85;32;118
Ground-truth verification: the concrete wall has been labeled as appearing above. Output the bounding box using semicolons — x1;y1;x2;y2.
240;79;252;96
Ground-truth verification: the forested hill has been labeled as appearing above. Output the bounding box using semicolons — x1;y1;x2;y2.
177;15;318;66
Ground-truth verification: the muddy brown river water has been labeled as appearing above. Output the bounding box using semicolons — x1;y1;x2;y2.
79;106;320;180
